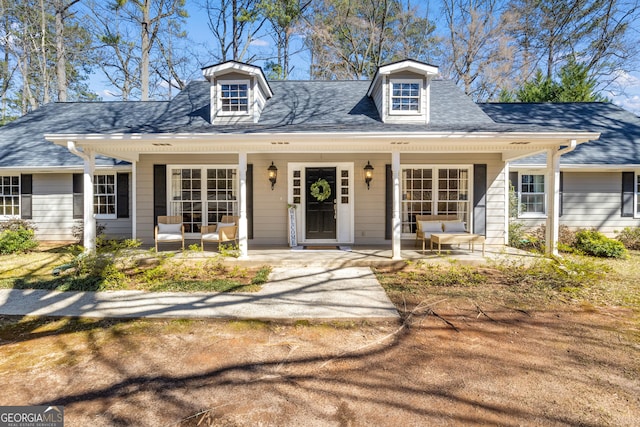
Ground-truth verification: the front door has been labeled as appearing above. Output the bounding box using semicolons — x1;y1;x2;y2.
305;167;337;240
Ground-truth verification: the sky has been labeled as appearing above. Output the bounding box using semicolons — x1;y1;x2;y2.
88;1;640;116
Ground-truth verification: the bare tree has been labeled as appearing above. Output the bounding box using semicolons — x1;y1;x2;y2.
53;0;80;102
202;0;265;63
442;0;517;100
114;0;188;100
506;0;640;86
304;0;439;80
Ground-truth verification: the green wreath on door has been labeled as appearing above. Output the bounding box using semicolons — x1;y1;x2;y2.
310;178;332;202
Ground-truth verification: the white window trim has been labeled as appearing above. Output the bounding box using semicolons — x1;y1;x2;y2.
400;165;473;237
518;171;547;219
0;174;20;220
94;173;117;220
389;78;423;116
166;165;239;237
217;79;250;116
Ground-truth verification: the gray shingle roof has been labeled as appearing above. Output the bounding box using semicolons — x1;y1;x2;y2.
0;79;630;168
479;102;640;165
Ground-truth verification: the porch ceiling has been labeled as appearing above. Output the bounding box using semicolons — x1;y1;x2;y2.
45;130;599;162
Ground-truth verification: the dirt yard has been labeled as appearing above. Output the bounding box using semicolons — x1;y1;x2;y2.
1;296;638;426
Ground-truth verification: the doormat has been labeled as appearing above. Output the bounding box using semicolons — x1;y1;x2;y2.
303;245;340;250
290;246;352;252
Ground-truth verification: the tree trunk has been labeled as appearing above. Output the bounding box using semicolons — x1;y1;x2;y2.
55;1;67;102
140;0;150;101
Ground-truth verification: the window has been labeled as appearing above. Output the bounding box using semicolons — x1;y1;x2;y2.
94;174;116;218
0;175;20;217
73;173;129;219
220;81;249;113
401;167;470;234
390;80;421;114
519;174;546;216
169;167;238;234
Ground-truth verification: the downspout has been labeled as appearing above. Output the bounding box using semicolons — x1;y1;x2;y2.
546;140;577;255
67;141;96;253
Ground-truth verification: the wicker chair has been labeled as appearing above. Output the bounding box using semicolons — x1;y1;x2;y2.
201;215;239;251
154;215;184;251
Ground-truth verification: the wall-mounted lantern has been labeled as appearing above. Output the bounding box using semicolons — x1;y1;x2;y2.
268;162;278;190
364;161;374;190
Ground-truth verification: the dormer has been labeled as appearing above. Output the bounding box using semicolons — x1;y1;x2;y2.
366;59;439;124
202;61;273;125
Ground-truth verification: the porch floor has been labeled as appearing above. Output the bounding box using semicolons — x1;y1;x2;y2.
174;240;537;268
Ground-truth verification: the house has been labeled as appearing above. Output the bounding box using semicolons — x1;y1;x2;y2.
2;58;627;259
480;102;640;235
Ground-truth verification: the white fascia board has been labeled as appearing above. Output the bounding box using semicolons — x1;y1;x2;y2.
0;165;132;173
378;61;439;76
510;163;640;172
45;130;600;143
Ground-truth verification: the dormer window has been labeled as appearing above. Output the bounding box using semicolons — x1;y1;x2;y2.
390;79;422;114
367;60;438;124
220;80;249;114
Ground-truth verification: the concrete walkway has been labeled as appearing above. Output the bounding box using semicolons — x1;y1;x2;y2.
0;267;399;321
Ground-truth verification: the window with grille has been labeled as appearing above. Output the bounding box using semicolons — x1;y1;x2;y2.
391;80;421;113
520;174;546;216
0;176;20;217
401;167;469;234
220;81;249;113
169;167;237;234
93;174;116;218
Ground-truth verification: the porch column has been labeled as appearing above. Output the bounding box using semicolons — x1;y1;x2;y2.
66;141;96;253
504;163;510;246
83;150;96;253
131;160;137;240
391;151;402;260
238;152;249;259
545;148;560;256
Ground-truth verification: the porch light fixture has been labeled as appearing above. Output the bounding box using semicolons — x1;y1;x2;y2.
268;161;278;190
364;161;374;190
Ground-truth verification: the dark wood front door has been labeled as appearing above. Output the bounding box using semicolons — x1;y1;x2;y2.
305;167;337;240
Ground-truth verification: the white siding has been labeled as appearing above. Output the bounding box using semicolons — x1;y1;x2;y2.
137;153;506;247
27;173;131;241
518;171;640;236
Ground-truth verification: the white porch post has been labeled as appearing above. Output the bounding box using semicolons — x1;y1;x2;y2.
238;152;248;259
392;151;402;260
504;163;510;246
131;160;137;240
83;150;96;253
545;148;560;256
66;141;96;253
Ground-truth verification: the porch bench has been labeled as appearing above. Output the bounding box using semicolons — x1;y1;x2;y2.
430;233;485;256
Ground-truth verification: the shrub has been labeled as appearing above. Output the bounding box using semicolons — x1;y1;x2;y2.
615;227;640;250
495;255;607;290
0;219;36;232
574;229;627;258
508;223;578;253
508;221;529;248
0;220;38;254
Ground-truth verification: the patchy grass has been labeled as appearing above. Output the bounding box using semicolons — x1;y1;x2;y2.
0;246;271;293
376;252;640;314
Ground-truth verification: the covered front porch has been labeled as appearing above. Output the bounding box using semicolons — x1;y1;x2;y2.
45;130;598;260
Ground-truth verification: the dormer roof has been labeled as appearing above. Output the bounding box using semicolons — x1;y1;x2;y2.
202;60;273;99
366;59;439;98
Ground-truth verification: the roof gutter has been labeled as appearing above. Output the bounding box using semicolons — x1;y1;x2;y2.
557;139;577;156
